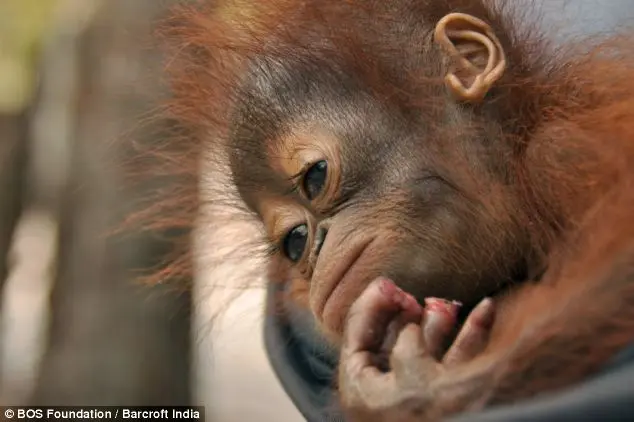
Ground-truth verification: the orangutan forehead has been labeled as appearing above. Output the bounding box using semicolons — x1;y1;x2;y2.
228;58;354;188
227;43;444;213
233;58;401;164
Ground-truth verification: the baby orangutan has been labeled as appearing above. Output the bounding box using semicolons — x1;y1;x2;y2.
160;0;634;420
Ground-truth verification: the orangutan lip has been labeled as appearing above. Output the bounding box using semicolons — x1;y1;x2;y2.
315;237;375;324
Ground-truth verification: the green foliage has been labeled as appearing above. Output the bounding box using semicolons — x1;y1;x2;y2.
0;0;59;113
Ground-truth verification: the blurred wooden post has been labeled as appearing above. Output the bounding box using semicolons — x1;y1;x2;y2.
29;0;192;405
0;112;28;391
0;113;27;302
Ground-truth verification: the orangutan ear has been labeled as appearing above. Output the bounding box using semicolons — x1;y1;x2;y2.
434;13;507;103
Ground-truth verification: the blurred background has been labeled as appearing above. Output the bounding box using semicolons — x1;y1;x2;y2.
0;0;302;420
0;0;192;406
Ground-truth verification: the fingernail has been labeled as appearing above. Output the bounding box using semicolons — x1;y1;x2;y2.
378;278;406;306
425;308;445;328
403;293;423;314
392;287;405;306
425;298;459;319
471;297;495;329
378;278;396;296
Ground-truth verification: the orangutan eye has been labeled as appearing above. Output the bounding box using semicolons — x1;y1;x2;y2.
302;160;328;200
282;224;309;262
